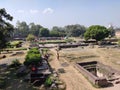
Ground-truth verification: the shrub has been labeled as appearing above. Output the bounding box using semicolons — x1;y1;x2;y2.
27;48;39;54
10;41;22;48
65;39;74;43
10;59;21;67
26;34;35;41
24;48;42;66
45;76;52;87
24;54;42;65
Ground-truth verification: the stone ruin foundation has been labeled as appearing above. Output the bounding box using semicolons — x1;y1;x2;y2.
76;61;120;87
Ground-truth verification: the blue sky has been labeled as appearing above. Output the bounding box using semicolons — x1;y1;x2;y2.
0;0;120;28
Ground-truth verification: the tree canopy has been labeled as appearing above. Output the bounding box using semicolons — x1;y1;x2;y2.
65;24;86;37
15;21;29;37
14;21;43;38
40;28;50;37
50;26;66;37
84;25;110;41
0;8;14;49
29;23;42;36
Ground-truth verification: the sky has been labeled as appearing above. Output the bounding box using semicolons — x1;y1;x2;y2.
0;0;120;28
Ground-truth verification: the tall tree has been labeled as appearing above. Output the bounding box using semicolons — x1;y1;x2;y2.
65;24;86;37
50;26;66;37
40;28;49;37
29;23;42;36
15;21;29;37
0;8;14;49
84;25;110;41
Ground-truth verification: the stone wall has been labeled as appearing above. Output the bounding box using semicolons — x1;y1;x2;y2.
58;43;88;49
76;61;120;87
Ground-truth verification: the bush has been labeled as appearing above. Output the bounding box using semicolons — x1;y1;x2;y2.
10;41;22;48
10;59;21;67
27;48;39;54
26;34;35;41
65;39;74;43
45;76;52;87
24;53;42;65
24;48;42;66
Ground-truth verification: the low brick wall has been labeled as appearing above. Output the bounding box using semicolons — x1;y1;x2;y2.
58;43;88;49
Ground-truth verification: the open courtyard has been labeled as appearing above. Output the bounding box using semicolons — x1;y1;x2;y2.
49;45;120;90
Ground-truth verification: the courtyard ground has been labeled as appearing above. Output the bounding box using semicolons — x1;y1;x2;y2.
0;42;120;90
0;42;35;90
49;46;120;90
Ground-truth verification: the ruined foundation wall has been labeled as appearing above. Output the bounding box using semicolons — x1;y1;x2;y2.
76;64;98;85
97;62;120;75
76;61;108;86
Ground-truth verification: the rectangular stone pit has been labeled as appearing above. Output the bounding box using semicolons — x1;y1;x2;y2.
76;61;120;87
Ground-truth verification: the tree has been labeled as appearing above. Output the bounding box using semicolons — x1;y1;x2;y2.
26;34;35;41
108;25;115;37
84;25;110;41
0;8;14;50
40;28;49;37
65;24;86;37
50;26;66;37
29;23;42;36
15;21;29;37
35;24;42;36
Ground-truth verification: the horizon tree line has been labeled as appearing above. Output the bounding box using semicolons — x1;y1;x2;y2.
0;8;117;51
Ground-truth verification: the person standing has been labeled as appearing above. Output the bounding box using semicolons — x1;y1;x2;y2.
56;49;59;60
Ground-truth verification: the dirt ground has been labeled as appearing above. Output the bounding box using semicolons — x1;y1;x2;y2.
0;42;31;90
0;50;27;65
0;41;29;65
1;42;120;90
49;46;120;90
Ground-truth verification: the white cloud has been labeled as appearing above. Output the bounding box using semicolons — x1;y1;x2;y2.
42;8;54;14
17;10;24;13
30;10;39;14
